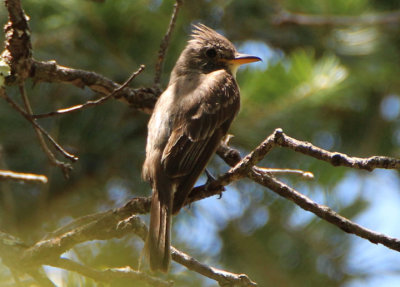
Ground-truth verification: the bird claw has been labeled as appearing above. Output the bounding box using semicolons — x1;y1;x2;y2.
205;168;216;184
204;169;225;197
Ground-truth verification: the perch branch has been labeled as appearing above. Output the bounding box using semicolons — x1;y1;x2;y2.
10;127;400;281
27;206;256;286
214;129;400;253
249;170;400;252
22;213;148;264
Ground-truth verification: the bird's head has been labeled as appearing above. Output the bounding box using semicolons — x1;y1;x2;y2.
171;24;261;80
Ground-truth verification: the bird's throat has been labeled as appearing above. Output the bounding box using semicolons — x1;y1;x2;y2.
228;63;240;79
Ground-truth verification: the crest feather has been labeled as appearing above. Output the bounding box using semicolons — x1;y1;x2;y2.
190;23;235;50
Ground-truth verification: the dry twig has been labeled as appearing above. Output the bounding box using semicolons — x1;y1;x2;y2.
31;59;160;114
19;84;74;177
0;169;47;184
154;0;183;86
33;65;146;119
50;258;173;287
172;247;257;287
0;89;78;164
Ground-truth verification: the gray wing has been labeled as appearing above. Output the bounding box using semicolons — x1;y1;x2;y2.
161;70;240;179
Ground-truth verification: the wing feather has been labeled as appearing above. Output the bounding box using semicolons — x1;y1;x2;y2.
161;70;240;178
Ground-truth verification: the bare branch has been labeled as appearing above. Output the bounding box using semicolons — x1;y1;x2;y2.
49;258;173;287
30;59;160;114
172;247;257;287
18;84;74;177
32;65;145;119
0;169;47;184
254;167;314;179
252;172;400;252
3;119;398;282
28;205;255;286
22;203;150;264
0;89;78;165
214;130;400;253
154;0;183;86
272;128;400;171
272;9;400;26
0;204;253;286
3;0;32;84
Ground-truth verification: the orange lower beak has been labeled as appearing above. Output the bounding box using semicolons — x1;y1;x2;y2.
228;53;262;65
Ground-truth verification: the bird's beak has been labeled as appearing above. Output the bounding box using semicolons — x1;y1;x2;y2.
228;53;262;66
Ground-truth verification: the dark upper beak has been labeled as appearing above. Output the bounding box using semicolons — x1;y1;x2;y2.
228;53;262;65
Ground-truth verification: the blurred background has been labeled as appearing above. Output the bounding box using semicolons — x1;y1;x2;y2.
1;0;400;286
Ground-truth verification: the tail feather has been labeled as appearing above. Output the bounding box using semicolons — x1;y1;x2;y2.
147;189;171;272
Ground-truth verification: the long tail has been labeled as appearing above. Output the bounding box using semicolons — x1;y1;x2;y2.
147;187;172;272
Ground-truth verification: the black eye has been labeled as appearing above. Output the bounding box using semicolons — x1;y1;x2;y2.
205;48;217;58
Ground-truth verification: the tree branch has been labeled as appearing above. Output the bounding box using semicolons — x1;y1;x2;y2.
19;84;73;177
0;169;47;184
248;170;400;252
0;89;78;164
154;0;183;86
50;258;173;287
272;128;400;171
214;129;400;253
3;0;32;84
171;247;257;287
1;124;398;283
32;64;146;119
9;203;256;286
30;59;159;114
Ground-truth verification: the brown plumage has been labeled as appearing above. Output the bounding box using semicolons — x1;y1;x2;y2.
142;24;261;272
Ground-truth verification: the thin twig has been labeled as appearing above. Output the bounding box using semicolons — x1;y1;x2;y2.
0;89;78;165
171;247;257;287
33;65;146;119
272;128;400;171
154;0;183;86
30;60;159;114
0;169;47;184
19;84;73;177
254;167;314;179
49;258;172;287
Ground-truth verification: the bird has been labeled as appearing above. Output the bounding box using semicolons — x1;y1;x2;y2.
142;23;261;272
